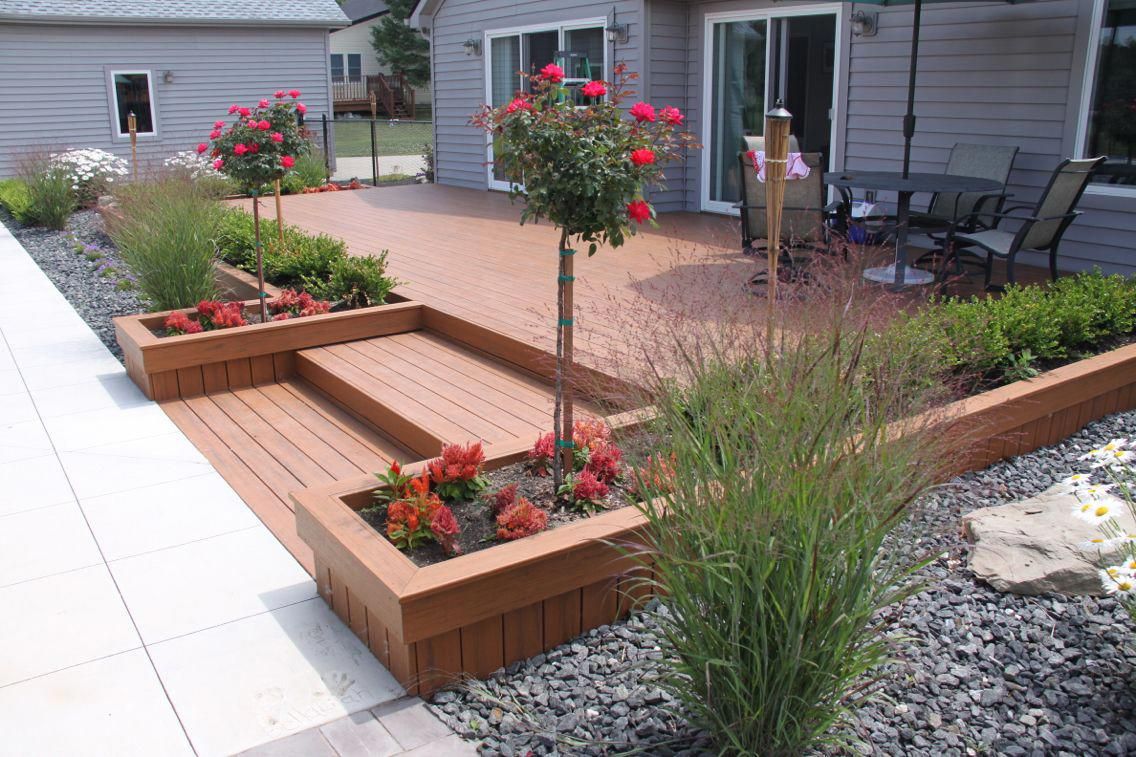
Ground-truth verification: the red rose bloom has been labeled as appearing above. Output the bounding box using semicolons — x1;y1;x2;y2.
505;97;533;114
195;143;208;154
233;144;249;156
257;119;271;130
289;89;301;98
630;102;656;123
227;104;239;114
581;81;607;98
296;103;307;114
270;132;284;143
539;63;565;83
258;98;270;108
281;155;295;168
627;199;651;224
630;148;656;166
209;129;222;140
237;107;251;117
274;90;286;99
213;120;225;129
660;105;685;125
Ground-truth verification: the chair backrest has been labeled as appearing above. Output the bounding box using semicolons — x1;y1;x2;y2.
738;149;826;243
738;134;802;240
928;143;1019;220
1019;157;1105;251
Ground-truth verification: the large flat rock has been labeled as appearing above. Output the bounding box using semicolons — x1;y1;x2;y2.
961;485;1135;596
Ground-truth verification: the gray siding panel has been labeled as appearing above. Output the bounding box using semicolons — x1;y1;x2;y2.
429;0;644;190
646;0;690;211
0;23;333;178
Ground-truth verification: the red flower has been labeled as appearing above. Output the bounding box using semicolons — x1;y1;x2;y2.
164;311;203;336
248;142;260;154
213;120;225;129
296;103;307;115
505;97;533;114
430;505;462;556
289;89;301;98
496;497;549;541
233;144;249;156
195;300;247;329
627;199;651;224
212;158;223;170
238;107;251;117
209;129;222;140
195;143;208;154
528;432;555;476
281;155;295;168
571;470;609;503
539;63;564;83
660;105;684;126
274;90;285;99
270;132;284;143
257;119;271;130
630;148;656;167
258;98;270;108
581;81;607;98
227;104;239;114
630;102;656;123
484;483;518;516
584;441;623;484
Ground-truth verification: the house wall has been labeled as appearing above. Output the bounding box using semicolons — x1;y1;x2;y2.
427;0;645;189
0;23;335;178
330;14;433;101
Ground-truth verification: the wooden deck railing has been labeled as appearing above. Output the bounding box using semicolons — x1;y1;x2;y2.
332;74;415;117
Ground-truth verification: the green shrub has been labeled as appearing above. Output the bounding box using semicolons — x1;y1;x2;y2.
106;176;222;310
17;154;76;230
0;179;33;224
215;208;347;288
288;149;329;191
633;316;946;755
309;253;397;308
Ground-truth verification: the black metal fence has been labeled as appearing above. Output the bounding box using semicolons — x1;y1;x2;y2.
315;114;433;186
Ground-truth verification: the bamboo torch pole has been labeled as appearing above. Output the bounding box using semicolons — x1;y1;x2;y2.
127;112;138;180
763;101;792;342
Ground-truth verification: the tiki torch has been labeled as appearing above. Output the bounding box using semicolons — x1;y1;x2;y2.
763;101;792;338
127;111;138;179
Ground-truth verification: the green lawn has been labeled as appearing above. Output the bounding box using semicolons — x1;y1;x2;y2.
333;120;432;158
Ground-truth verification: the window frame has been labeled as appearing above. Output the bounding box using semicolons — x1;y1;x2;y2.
347;53;363;80
330;53;345;80
106;68;159;140
1076;0;1136;199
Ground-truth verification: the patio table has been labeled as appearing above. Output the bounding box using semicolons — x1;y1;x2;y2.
825;171;1004;287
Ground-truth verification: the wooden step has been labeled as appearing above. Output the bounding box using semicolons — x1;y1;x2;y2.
296;332;601;460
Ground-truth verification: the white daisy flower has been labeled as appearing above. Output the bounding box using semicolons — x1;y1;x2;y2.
1102;573;1136;596
1062;473;1094;489
1073;498;1118;525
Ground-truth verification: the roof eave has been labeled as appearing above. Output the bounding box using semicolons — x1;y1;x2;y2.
408;0;443;29
0;14;350;28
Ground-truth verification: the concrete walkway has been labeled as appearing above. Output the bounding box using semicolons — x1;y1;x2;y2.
332;154;425;182
0;223;469;756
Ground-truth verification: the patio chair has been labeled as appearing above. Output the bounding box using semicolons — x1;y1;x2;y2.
912;143;1019;233
937;157;1106;289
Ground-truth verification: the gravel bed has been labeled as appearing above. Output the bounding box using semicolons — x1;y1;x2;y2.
1;208;144;361
430;410;1136;756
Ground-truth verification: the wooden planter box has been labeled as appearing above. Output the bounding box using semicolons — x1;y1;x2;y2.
114;298;413;401
292;342;1136;696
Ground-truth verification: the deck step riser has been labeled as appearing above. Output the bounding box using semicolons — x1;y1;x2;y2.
296;350;445;460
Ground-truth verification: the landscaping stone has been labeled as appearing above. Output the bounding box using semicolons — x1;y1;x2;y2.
962;485;1136;595
430;409;1136;755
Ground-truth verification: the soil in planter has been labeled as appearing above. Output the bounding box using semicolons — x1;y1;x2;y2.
359;437;657;567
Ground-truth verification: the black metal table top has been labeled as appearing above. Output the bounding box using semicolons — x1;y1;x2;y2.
824;170;1004;194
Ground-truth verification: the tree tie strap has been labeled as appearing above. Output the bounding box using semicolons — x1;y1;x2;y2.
558;274;575;282
258;291;269;298
558;318;574;327
559;249;576;256
556;439;576;449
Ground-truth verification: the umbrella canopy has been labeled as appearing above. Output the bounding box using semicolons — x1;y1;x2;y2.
843;0;1029;177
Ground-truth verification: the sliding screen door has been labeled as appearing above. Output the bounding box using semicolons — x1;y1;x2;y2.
708;19;768;208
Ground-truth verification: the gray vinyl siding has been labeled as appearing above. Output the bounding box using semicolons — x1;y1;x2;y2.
429;0;645;190
0;23;334;178
645;0;691;211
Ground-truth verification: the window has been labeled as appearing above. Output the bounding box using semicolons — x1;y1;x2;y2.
331;53;344;79
332;53;363;81
347;53;362;80
111;71;156;137
1082;0;1136;191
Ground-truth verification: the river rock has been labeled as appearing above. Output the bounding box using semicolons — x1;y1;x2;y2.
962;485;1135;595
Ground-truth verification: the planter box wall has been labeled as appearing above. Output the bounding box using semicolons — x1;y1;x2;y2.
293;343;1136;696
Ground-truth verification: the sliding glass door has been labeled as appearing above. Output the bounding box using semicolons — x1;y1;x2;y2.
702;7;841;212
485;21;607;190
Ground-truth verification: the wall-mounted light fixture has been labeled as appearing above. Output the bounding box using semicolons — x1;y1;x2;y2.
850;10;878;37
605;20;628;44
462;38;482;56
162;70;174;84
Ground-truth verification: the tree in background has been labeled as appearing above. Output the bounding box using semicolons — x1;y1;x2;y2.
370;0;430;89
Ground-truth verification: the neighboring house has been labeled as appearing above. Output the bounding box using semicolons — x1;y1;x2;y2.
409;0;1135;274
331;0;429;116
0;0;348;177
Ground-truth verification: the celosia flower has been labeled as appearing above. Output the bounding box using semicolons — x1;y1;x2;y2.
497;497;549;541
627;199;651;224
630;102;656;123
289;89;301;98
164;310;203;336
296;103;307;115
630;148;656;166
528;432;555;476
281;155;295;168
584;441;622;484
484;483;518;516
427;441;488;501
195;143;208;154
539;63;564;83
233;144;249;156
581;81;607;98
259;98;270;108
272;313;291;321
270;132;284;143
430;505;461;555
660;105;684;125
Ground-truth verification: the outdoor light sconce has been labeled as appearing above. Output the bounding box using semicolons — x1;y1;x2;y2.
606;11;629;45
850;10;878;37
162;70;174;84
462;38;482;56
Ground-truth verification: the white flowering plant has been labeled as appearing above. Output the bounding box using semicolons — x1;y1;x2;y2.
163;150;222;180
1067;437;1136;617
50;148;128;205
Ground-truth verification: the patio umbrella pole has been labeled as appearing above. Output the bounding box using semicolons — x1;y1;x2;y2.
901;0;923;179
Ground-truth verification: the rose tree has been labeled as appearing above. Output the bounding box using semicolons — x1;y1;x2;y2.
200;89;310;319
471;63;697;489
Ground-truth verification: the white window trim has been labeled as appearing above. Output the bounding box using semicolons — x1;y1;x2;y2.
1076;0;1136;199
109;69;158;139
483;17;609;192
700;5;844;214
